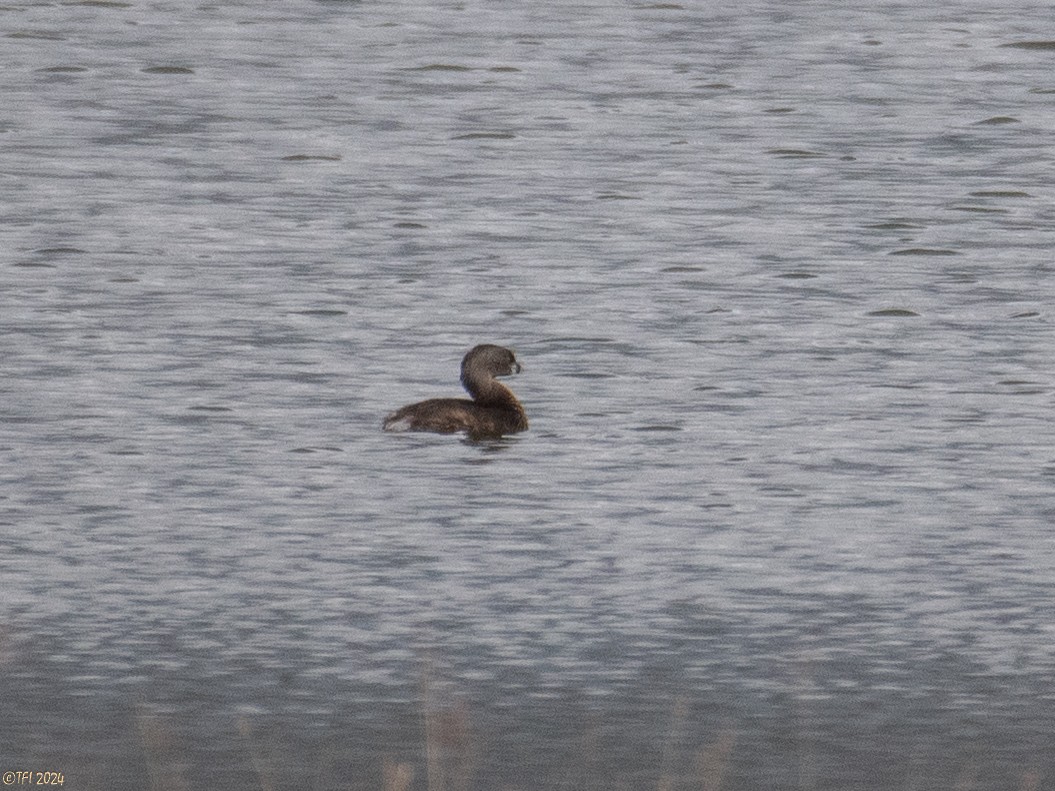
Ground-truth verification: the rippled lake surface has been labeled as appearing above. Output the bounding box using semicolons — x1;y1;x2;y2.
3;1;1055;788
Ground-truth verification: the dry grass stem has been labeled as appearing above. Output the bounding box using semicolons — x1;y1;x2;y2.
658;697;689;791
382;757;415;791
237;715;277;791
136;710;188;791
695;729;736;791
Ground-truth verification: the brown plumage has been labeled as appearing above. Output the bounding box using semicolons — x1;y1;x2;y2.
382;344;528;440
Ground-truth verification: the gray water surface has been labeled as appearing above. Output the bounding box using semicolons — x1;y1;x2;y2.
3;1;1055;789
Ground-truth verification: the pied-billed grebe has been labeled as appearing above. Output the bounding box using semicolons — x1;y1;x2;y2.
382;344;528;440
